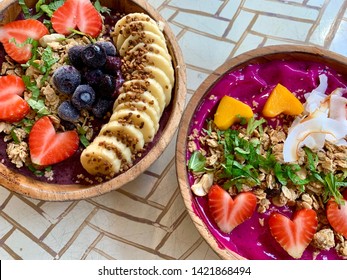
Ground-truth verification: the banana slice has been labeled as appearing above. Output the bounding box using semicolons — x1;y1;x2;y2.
113;13;160;39
80;142;121;176
118;31;167;57
110;108;156;142
140;66;172;106
100;121;145;151
139;52;174;86
92;136;132;165
119;79;166;113
126;42;172;62
116;21;166;51
113;89;165;116
114;101;160;133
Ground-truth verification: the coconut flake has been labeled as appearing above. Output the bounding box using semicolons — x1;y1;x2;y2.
329;88;347;122
283;74;347;163
304;74;328;114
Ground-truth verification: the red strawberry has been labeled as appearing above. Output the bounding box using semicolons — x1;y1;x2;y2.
51;0;102;37
0;75;30;122
327;190;347;238
208;184;257;233
0;19;49;63
269;209;318;259
29;116;80;166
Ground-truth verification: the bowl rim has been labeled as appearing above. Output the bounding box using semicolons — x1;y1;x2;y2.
0;0;187;201
176;44;347;260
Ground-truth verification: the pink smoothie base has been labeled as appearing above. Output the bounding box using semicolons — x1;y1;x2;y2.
186;60;347;260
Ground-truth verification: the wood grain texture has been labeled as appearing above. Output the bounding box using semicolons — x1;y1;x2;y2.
175;45;347;260
0;0;186;201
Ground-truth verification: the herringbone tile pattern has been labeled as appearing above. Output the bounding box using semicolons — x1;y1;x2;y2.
1;0;346;260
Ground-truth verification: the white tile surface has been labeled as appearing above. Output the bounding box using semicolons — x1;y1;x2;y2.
1;0;346;261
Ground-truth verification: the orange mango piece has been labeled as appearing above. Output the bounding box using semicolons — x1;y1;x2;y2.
262;83;304;118
214;95;254;130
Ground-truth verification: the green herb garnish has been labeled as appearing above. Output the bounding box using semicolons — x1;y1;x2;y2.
19;0;31;19
94;0;111;15
22;75;50;116
246;116;266;136
77;127;90;148
188;151;206;173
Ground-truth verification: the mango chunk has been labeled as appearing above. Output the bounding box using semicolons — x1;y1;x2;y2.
262;83;304;118
214;96;254;130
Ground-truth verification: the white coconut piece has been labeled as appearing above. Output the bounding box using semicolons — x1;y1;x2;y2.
329;88;347;122
283;115;347;162
283;74;347;163
304;74;328;114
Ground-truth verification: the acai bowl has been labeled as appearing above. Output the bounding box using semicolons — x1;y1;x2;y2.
176;45;347;260
0;0;186;201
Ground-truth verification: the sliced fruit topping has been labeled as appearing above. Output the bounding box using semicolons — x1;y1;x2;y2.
29;116;80;166
0;74;25;96
327;190;347;239
214;95;254;130
0;19;49;63
51;0;102;38
208;184;257;233
262;83;304;118
269;209;318;259
0;75;30;122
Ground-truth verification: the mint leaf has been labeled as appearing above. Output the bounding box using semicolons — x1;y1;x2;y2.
94;0;111;15
19;0;31;18
188;151;206;172
40;46;58;85
77;127;90;148
323;173;345;205
27;99;50;115
246;116;266;136
22;76;50;116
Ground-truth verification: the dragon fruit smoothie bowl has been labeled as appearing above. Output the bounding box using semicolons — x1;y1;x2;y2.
0;0;186;201
176;45;347;260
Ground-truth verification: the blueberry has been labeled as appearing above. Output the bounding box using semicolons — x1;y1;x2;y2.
68;45;85;69
96;41;117;56
82;69;104;88
81;44;107;68
58;101;80;122
96;74;116;98
72;84;96;110
92;98;113;118
52;65;81;95
103;56;122;75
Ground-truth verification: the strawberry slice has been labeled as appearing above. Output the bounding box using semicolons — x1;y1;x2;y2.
29;116;80;166
208;184;257;233
51;0;102;37
0;19;49;63
327;190;347;238
269;209;318;259
0;74;25;96
0;75;29;122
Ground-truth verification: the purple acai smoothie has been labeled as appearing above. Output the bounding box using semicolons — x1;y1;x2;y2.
187;60;347;260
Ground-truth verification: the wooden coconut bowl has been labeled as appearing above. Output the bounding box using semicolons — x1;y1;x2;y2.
176;45;347;259
0;0;186;201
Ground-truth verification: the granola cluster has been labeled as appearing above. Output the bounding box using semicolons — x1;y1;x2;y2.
188;119;347;258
